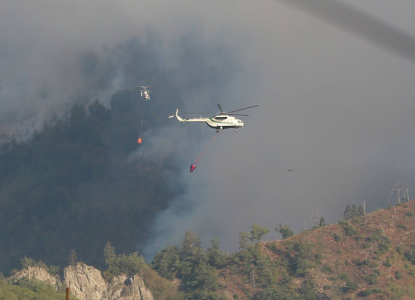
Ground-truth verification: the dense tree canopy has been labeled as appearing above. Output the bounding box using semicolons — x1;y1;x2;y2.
0;95;174;273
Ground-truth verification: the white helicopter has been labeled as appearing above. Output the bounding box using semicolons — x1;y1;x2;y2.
137;86;153;101
169;103;258;132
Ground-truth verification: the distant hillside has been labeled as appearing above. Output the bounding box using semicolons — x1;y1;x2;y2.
150;200;415;300
3;200;415;299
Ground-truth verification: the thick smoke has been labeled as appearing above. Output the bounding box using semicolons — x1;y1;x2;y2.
2;0;415;259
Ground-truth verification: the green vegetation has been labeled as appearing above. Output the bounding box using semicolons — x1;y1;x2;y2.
338;220;357;236
1;200;415;299
102;241;145;279
151;228;322;299
343;204;364;220
0;277;77;300
151;230;225;299
384;257;392;267
275;224;294;239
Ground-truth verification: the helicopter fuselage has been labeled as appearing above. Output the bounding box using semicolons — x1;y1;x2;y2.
173;109;244;131
141;90;150;101
206;115;244;130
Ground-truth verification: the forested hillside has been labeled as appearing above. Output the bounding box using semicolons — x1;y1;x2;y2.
0;93;175;273
150;200;415;300
3;199;415;300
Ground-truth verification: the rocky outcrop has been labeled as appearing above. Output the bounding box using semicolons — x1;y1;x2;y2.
64;263;153;300
10;264;154;300
64;264;108;300
107;274;153;300
10;266;60;289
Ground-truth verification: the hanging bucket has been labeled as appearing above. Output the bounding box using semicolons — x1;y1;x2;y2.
138;137;142;144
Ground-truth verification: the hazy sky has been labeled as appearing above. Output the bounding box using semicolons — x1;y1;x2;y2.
2;0;415;257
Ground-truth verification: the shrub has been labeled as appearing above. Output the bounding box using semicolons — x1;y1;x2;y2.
266;242;278;252
365;272;379;285
360;259;371;266
339;273;348;281
20;256;36;269
346;278;359;291
338;221;357;236
321;265;332;274
378;242;389;254
383;257;392;267
355;235;364;242
406;211;414;217
358;289;372;297
395;271;403;280
405;245;415;263
397;224;407;231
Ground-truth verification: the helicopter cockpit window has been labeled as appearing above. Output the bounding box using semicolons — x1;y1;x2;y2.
215;116;227;120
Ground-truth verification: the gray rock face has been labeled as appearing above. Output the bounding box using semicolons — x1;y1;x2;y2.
64;264;108;300
64;263;154;300
11;266;60;289
108;274;154;300
10;264;154;300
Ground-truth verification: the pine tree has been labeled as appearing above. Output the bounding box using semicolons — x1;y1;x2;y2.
103;241;116;265
239;231;249;249
319;217;325;227
68;250;77;267
207;237;225;267
249;223;270;242
182;230;200;254
344;205;351;220
357;205;365;217
276;224;294;239
351;204;358;219
151;246;181;280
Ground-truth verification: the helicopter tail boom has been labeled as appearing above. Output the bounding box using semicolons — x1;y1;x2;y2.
172;109;208;122
175;109;184;122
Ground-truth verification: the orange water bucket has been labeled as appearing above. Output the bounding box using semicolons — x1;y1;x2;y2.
138;137;142;144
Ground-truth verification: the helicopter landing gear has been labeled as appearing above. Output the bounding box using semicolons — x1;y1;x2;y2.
216;129;220;133
234;129;238;132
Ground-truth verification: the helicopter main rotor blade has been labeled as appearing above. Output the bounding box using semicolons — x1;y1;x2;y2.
227;105;259;114
227;113;249;116
217;103;224;114
277;0;415;63
184;113;215;115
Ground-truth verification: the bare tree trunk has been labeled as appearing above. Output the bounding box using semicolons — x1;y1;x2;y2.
398;188;401;204
252;265;256;289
